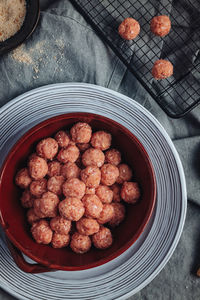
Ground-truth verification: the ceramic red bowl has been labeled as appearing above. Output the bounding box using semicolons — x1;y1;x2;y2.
0;113;156;273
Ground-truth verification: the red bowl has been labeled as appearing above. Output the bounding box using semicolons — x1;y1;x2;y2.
0;113;156;272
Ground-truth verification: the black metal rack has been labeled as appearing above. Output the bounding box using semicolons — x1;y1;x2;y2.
71;0;200;118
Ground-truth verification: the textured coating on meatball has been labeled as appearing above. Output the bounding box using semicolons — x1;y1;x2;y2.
85;187;96;195
82;194;103;218
31;220;53;244
77;143;90;152
92;226;113;249
101;164;119;186
28;155;48;180
33;191;59;218
50;216;71;235
62;178;86;199
95;185;113;204
91;131;111;151
59;198;85;221
97;204;115;224
121;181;141;203
110;183;121;202
47;175;65;195
118;18;140;40
27;208;41;224
51;233;70;248
150;15;171;37
105;149;121;166
76;217;100;235
152;59;173;80
57;145;80;163
30;178;47;197
81;166;101;188
116;164;133;184
36;138;58;160
61;162;80;179
47;161;61;177
82;148;105;168
20;189;34;208
15;168;32;189
108;203;125;227
70;232;91;254
70;122;92;143
54;130;70;148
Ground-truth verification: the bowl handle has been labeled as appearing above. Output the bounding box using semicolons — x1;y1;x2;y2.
6;238;54;274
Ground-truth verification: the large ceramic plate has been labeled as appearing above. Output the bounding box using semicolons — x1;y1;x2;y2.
0;83;187;300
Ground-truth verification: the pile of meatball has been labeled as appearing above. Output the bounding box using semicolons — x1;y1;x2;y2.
118;15;173;80
15;122;141;254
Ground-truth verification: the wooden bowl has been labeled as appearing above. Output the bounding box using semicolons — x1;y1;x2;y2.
0;113;156;272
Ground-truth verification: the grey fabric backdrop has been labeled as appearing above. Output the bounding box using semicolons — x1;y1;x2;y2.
0;0;200;299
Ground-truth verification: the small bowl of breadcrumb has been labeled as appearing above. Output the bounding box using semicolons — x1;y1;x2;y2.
0;0;40;55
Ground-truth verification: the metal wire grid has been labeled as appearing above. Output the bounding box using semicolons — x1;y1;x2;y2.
71;0;200;118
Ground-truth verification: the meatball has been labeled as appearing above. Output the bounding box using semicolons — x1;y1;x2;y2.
116;164;133;184
47;161;61;177
105;149;121;166
50;216;71;235
85;187;96;195
70;122;92;143
28;155;48;180
82;194;103;218
27;208;41;224
108;203;125;227
90;131;111;151
61;162;80;179
70;232;91;254
68;139;76;146
97;204;115;224
28;153;38;162
82;148;105;168
57;145;80;163
31;220;53;244
121;181;141;203
33;191;59;218
81;166;101;188
152;59;173;80
20;189;34;208
92;226;113;249
118;18;140;40
77;143;90;152
62;178;85;199
15;168;32;189
110;183;121;202
76;217;100;235
95;185;113;204
47;175;65;195
59;198;85;221
54;130;70;148
101;164;119;186
36;138;58;160
51;233;70;248
150;15;171;37
30;178;47;197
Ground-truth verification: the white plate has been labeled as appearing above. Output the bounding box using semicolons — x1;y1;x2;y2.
0;83;187;300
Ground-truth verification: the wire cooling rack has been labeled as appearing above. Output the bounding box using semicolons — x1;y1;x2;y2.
70;0;200;118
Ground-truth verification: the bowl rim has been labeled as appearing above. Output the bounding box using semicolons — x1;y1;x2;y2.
0;112;157;271
0;0;40;55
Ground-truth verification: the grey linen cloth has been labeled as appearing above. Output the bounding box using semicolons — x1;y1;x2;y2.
1;0;200;299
